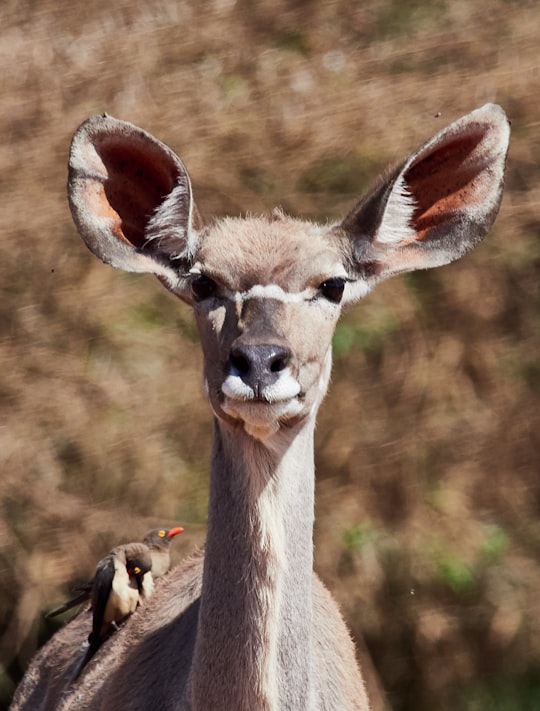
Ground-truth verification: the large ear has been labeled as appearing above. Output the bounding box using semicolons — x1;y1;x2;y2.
68;114;197;295
337;103;510;303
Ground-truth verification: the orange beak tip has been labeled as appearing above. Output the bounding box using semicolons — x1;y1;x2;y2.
168;526;184;537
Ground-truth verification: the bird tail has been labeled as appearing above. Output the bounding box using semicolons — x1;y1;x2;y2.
45;585;92;618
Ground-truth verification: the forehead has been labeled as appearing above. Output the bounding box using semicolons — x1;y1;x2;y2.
194;215;344;291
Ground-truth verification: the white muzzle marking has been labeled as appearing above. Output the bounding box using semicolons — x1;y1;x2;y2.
222;371;300;403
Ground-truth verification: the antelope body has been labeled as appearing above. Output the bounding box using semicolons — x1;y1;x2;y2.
11;104;509;711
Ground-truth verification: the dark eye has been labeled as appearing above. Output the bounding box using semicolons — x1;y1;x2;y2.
319;278;346;304
191;274;217;301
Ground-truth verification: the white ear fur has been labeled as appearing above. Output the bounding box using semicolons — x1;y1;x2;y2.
372;174;417;247
144;181;199;265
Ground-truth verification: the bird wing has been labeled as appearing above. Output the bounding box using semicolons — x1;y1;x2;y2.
90;555;116;642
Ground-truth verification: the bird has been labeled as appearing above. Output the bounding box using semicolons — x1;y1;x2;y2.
142;526;185;578
91;543;153;638
76;543;153;675
46;526;184;619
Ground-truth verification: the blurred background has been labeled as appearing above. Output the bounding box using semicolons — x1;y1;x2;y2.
1;0;538;709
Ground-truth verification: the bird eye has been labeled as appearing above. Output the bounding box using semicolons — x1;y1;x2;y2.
158;530;166;538
191;274;217;301
319;278;346;304
133;566;141;575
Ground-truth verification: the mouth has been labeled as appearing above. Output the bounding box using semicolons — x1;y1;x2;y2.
218;373;304;438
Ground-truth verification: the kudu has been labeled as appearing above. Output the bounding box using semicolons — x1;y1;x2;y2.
11;103;509;711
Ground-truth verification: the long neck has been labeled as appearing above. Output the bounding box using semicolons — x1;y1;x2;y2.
188;418;317;710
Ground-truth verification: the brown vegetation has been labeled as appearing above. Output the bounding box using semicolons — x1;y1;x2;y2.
1;1;538;709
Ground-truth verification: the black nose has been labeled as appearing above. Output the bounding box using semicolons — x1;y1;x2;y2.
229;344;291;394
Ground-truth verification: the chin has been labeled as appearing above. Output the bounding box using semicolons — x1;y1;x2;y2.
220;397;306;440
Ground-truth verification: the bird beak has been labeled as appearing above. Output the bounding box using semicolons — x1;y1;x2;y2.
167;527;184;538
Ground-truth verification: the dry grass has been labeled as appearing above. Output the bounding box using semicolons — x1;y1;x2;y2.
1;0;539;708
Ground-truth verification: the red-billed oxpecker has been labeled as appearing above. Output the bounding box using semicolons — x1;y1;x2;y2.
46;526;184;619
76;543;153;675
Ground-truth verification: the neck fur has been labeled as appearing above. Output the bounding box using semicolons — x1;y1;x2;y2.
188;417;317;710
